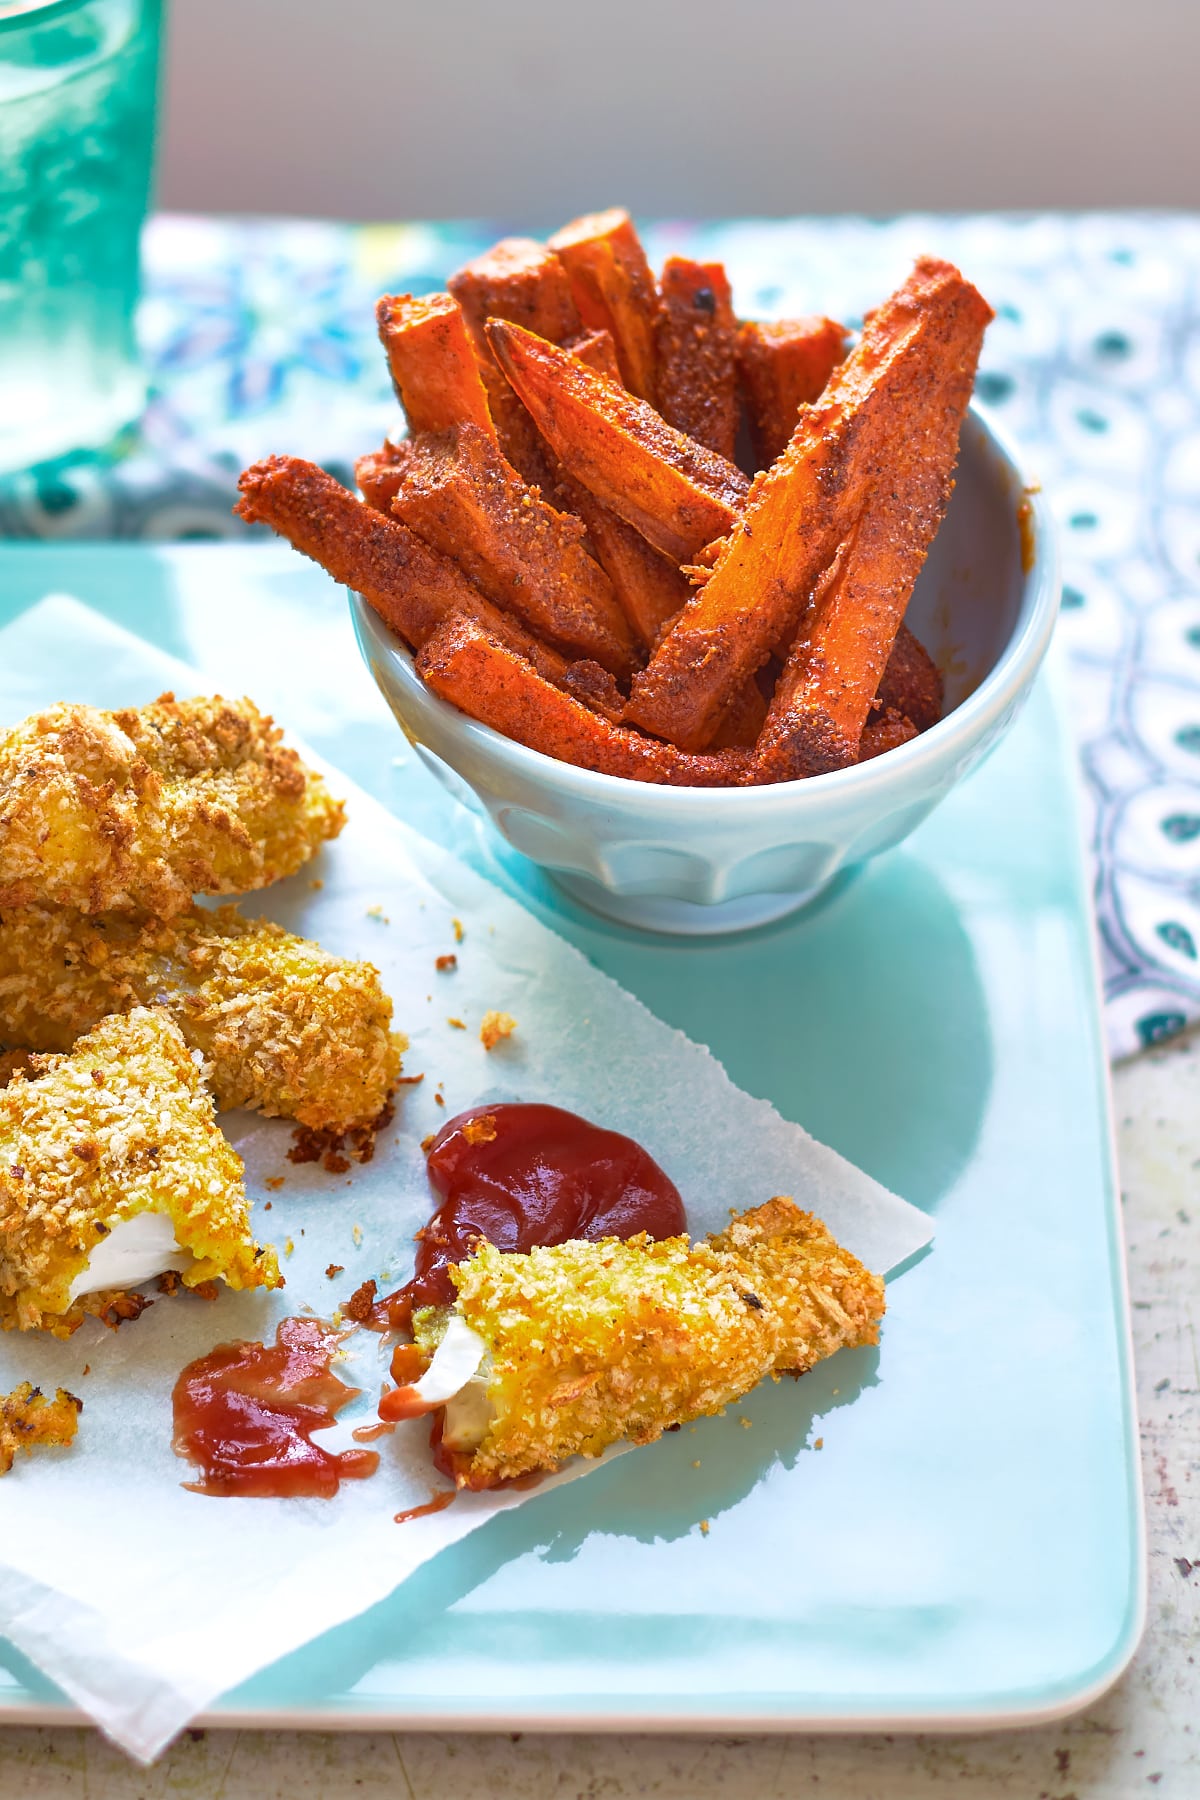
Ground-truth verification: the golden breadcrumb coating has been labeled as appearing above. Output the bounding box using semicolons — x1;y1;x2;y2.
0;902;405;1132
0;1007;279;1335
415;1198;884;1488
0;1050;33;1087
0;1381;81;1475
0;693;344;917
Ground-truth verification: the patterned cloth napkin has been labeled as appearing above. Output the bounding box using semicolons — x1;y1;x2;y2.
2;211;1197;1060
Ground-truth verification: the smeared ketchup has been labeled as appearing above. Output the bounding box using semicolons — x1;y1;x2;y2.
379;1103;685;1332
394;1489;456;1525
172;1317;380;1498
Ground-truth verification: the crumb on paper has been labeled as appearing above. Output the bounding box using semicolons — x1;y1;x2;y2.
436;954;457;972
366;904;390;923
396;1072;425;1086
740;1416;753;1429
344;1279;377;1324
263;1200;272;1211
462;1113;497;1147
0;1383;82;1476
97;1292;153;1332
452;918;464;944
309;879;323;891
193;1281;219;1302
352;1224;363;1247
814;1437;824;1450
81;1364;90;1377
447;1017;466;1031
284;1238;295;1259
325;1264;344;1280
157;1270;181;1296
832;1388;839;1396
421;1132;436;1153
434;1093;446;1108
287;1094;396;1172
480;1010;517;1051
264;1176;285;1193
699;1519;710;1537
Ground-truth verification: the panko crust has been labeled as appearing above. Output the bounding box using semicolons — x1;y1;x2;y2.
418;1198;884;1488
0;1007;279;1335
0;903;405;1131
0;1381;81;1475
0;693;344;917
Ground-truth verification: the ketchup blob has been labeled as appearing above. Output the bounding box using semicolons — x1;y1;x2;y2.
172;1317;380;1498
380;1103;685;1331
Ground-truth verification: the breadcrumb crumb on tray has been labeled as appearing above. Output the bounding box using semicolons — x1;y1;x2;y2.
480;1010;517;1051
0;1381;81;1476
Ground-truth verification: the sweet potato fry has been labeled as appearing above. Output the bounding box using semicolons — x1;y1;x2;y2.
625;259;992;752
375;294;493;437
448;238;582;350
547;208;662;404
875;622;943;733
234;455;566;684
355;441;416;515
555;476;690;652
735;316;849;467
753;289;991;779
708;676;770;751
564;326;623;382
390;423;637;677
655;258;739;459
858;708;918;761
416;613;750;787
487;320;749;563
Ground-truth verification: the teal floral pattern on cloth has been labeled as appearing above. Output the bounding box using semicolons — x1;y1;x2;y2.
2;210;1198;1061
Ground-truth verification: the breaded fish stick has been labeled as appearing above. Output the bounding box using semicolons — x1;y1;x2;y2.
0;903;404;1132
375;293;495;438
403;1198;884;1489
0;693;343;918
391;423;638;677
626;260;991;752
416;612;749;788
236;455;570;685
735;316;848;467
547;208;662;405
655;257;739;459
487;319;749;562
0;1008;279;1336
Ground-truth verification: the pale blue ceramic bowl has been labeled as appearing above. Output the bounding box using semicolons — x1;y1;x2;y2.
351;407;1059;934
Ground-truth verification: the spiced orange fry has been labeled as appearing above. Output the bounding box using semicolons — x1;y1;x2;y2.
735;315;849;467
876;622;943;733
626;259;992;752
754;291;991;779
564;326;623;382
655;258;739;459
355;442;416;515
858;708;918;761
448;237;582;350
708;675;770;751
375;293;494;437
547;208;661;405
391;423;638;677
487;320;749;563
417;613;751;788
560;479;691;652
234;455;567;685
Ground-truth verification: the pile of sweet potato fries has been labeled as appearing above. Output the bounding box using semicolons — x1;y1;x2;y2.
237;209;993;786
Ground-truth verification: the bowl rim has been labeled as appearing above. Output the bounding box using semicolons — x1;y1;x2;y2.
351;402;1060;813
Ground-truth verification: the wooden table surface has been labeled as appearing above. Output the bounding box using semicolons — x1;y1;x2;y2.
0;1030;1194;1799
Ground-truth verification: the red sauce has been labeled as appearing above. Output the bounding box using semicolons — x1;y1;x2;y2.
394;1489;456;1525
379;1103;685;1332
172;1317;380;1498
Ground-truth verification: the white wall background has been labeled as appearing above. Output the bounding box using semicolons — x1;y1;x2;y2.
158;0;1199;222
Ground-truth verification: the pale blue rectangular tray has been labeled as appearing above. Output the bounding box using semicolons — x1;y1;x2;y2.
0;545;1143;1733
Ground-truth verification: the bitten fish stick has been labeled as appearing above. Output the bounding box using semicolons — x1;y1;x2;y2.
0;1008;279;1336
735;315;849;467
235;455;569;684
0;902;405;1132
487;319;749;562
416;612;750;788
0;693;343;918
755;284;989;778
375;293;494;437
626;259;993;752
409;1198;884;1489
656;257;739;459
391;422;638;677
548;208;662;404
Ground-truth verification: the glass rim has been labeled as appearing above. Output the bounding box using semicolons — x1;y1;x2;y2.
0;0;99;35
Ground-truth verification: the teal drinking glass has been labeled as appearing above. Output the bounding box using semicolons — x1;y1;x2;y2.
0;0;163;474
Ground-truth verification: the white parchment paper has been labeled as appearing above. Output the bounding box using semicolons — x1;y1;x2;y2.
0;598;932;1759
